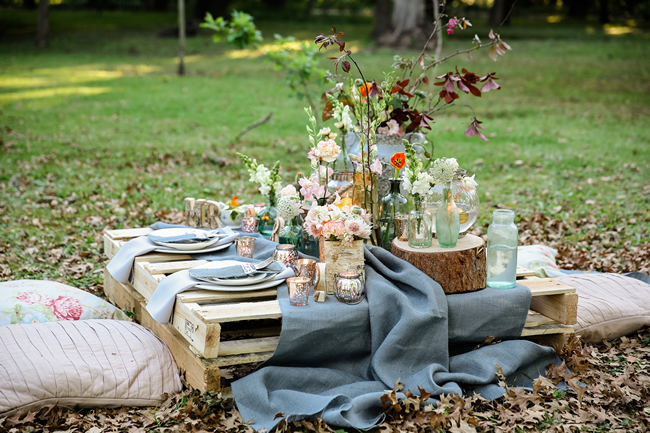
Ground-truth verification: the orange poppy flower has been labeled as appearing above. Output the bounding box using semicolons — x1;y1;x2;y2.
230;195;240;207
390;152;406;170
358;82;373;97
262;215;270;222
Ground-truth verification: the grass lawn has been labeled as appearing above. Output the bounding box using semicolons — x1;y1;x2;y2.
0;10;649;284
0;8;649;432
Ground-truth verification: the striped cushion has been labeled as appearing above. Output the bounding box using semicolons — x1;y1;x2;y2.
556;273;650;343
0;320;182;415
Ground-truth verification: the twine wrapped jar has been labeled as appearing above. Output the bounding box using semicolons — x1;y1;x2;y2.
320;239;365;294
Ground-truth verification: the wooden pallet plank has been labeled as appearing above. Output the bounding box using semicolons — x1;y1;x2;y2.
516;267;538;278
520;322;574;337
133;262;165;300
522;278;575;296
196;300;282;323
106;227;153;240
524;310;556;327
103;269;221;391
213;351;275;367
177;288;278;304
172;301;222;358
218;337;280;356
530;292;578;325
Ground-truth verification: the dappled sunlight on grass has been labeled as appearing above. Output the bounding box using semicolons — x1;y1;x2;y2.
604;24;638;36
225;39;315;59
0;86;111;103
0;64;160;89
546;15;563;24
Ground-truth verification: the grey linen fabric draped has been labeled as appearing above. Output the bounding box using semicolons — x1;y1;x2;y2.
232;245;559;431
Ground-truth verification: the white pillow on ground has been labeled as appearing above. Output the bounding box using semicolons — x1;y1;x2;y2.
0;319;182;415
556;273;650;343
0;279;130;325
517;245;564;278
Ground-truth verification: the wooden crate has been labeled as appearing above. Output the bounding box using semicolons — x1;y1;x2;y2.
103;228;577;390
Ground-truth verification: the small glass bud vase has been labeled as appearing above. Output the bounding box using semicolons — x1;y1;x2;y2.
278;216;302;248
407;196;433;248
487;209;518;289
257;197;277;237
379;178;408;250
435;183;460;248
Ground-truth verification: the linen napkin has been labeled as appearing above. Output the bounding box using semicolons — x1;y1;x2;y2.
189;260;285;280
106;225;238;284
146;264;295;323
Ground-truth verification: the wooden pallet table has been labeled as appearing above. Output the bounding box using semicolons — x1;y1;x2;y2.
103;228;577;391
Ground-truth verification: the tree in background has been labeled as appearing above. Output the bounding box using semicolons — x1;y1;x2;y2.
36;0;49;48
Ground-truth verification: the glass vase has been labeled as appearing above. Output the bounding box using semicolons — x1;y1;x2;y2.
257;197;277;237
487;209;518;289
427;180;479;236
379;178;408;250
278;216;302;248
407;196;433;248
436;183;460;248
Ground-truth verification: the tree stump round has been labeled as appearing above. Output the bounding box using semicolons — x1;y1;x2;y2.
391;234;486;294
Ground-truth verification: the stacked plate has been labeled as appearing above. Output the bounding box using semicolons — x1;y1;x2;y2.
189;260;286;292
147;228;233;254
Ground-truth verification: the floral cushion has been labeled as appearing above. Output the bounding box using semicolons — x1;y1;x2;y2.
517;245;564;278
0;280;130;326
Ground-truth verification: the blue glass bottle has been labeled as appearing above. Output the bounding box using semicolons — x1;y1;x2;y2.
486;209;518;289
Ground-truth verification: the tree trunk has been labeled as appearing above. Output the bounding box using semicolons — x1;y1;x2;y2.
372;0;392;40
36;0;50;48
432;0;442;59
380;0;425;47
304;0;316;17
489;0;510;27
178;0;186;76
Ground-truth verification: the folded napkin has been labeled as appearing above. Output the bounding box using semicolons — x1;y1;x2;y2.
148;229;219;244
146;264;295;323
106;225;238;284
189;260;285;280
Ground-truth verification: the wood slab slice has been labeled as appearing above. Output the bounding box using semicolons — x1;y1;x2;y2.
391;234;486;294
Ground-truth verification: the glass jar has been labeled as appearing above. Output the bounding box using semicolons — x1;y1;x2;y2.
427;180;479;236
278;216;303;248
328;171;354;199
486;209;518;289
379;178;408;250
257;197;277;237
407;195;433;248
435;183;460;248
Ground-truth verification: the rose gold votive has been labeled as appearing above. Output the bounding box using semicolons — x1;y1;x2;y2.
287;277;311;306
393;215;409;242
334;271;365;304
272;244;299;270
235;236;256;258
241;217;259;233
293;258;320;290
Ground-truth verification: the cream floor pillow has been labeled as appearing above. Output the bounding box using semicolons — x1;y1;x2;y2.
556;273;650;343
0;319;182;415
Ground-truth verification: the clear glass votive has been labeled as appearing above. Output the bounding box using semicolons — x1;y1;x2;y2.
235;236;256;258
293;258;319;290
241;217;259;233
272;244;299;270
287;277;311;306
334;271;365;304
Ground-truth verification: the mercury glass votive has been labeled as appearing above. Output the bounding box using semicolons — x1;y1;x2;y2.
272;244;299;270
235;236;256;258
241;217;259;233
293;258;319;290
287;277;311;306
393;215;409;242
334;271;365;304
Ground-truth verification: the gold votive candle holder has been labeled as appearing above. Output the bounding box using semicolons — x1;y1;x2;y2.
241;217;259;233
272;244;299;270
293;258;320;290
334;271;365;304
235;236;256;258
287;277;311;306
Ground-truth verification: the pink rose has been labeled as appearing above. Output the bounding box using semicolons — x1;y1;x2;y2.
16;291;44;304
48;296;83;320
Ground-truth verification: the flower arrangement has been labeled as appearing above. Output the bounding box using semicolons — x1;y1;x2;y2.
304;202;372;243
237;153;282;205
276;185;302;222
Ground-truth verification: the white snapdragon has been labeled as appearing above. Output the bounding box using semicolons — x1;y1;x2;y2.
430;157;459;185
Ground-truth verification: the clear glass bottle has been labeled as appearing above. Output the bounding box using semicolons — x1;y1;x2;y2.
486;209;518;289
407;195;433;248
436;183;460;248
379;178;408;250
257;196;277;237
278;216;303;248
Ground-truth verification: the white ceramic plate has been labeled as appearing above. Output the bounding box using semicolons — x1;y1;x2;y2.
195;277;285;292
153;236;221;251
153;242;233;255
191;260;285;291
192;272;274;286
